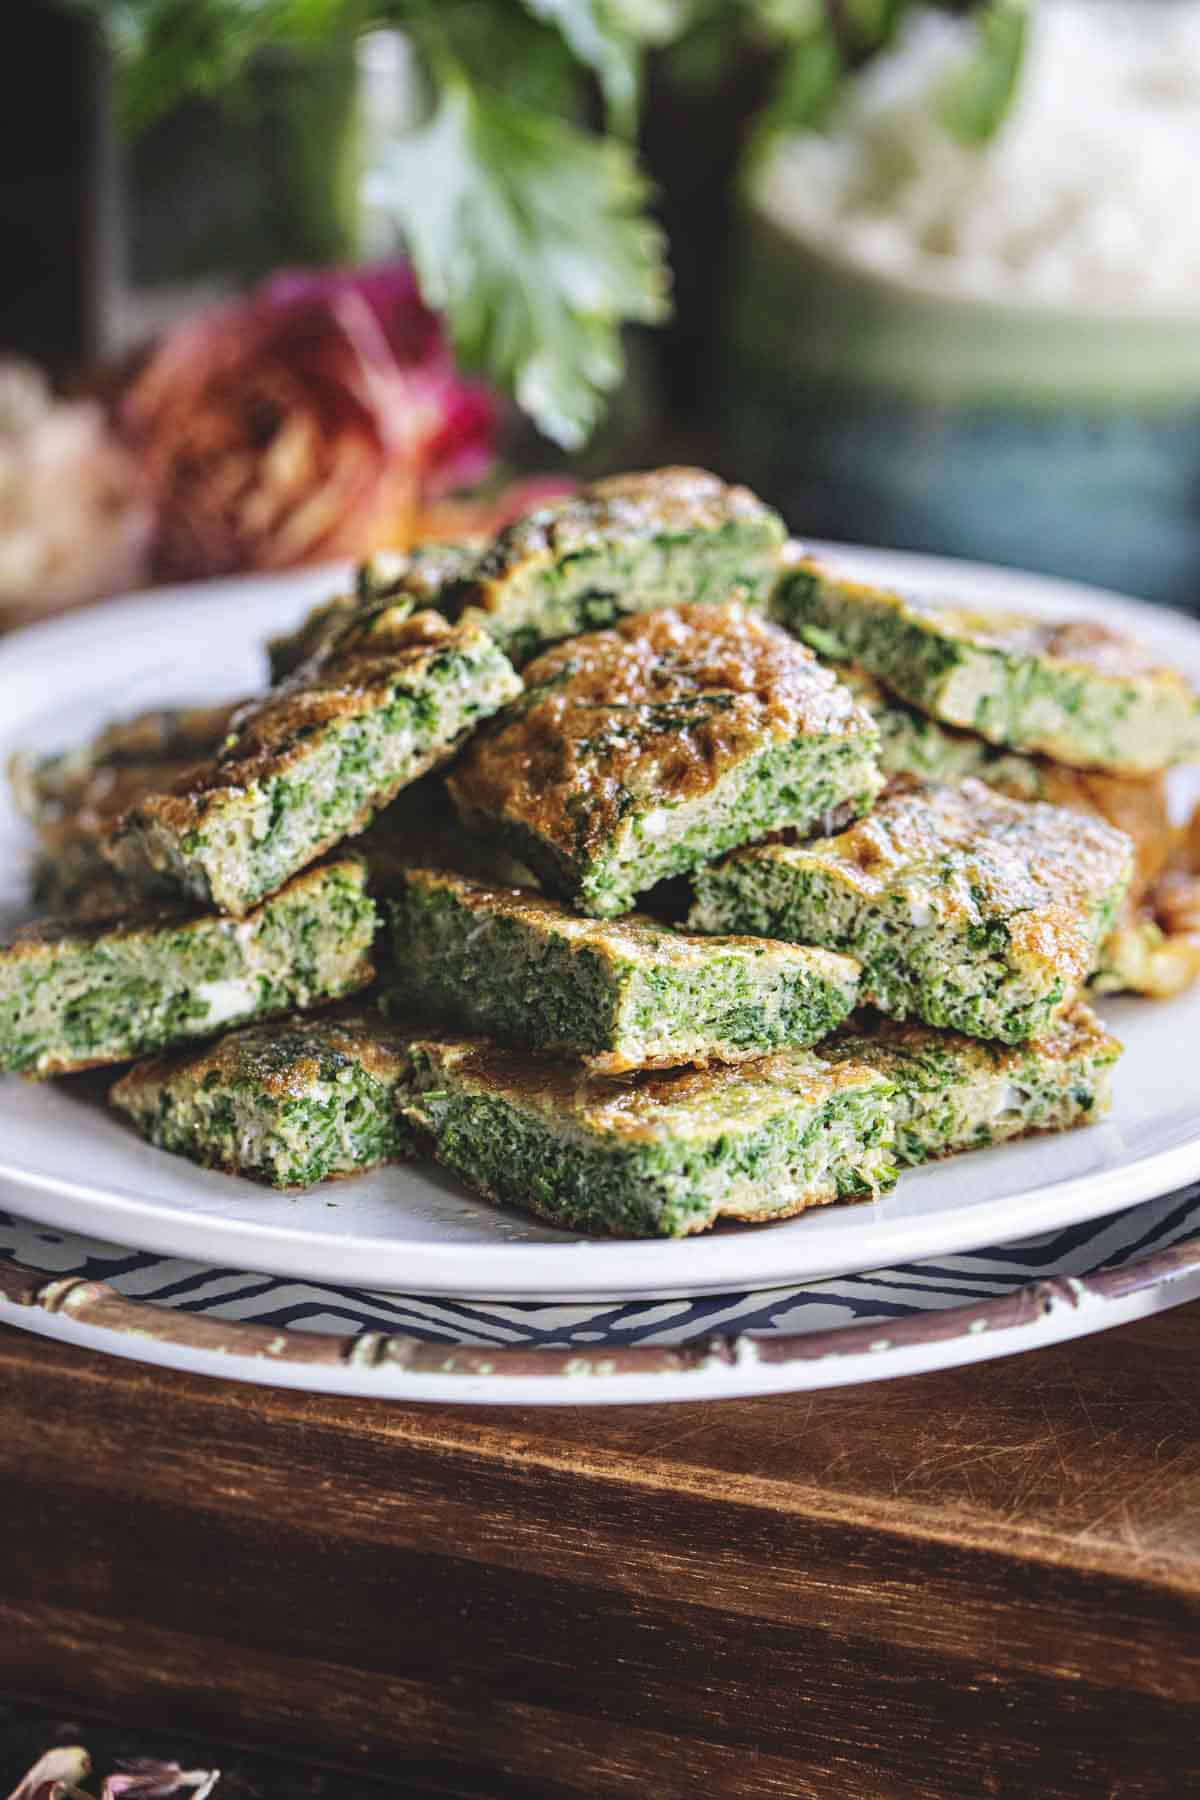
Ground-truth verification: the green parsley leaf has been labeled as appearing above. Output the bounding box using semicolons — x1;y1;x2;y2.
603;0;688;35
755;8;843;135
74;0;363;131
938;0;1028;145
521;1;640;132
519;0;686;132
380;79;670;446
839;0;909;54
427;2;582;116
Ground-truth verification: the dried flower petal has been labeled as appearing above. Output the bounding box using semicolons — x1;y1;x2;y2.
122;262;498;580
5;1747;91;1800
101;1763;219;1800
0;359;152;624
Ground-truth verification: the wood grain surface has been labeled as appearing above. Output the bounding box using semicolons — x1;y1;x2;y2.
4;1309;1200;1799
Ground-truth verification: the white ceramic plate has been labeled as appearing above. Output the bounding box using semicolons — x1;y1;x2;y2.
4;1184;1200;1404
2;549;1198;1302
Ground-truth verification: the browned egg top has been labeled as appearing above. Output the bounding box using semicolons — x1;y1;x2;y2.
400;866;857;977
1;860;360;958
47;761;198;836
814;779;1130;907
1034;764;1173;900
742;778;1134;984
469;466;770;594
449;602;873;861
416;1035;877;1144
77;701;243;768
122;1011;411;1100
834;997;1119;1076
3;898;208;956
127;608;472;829
923;603;1192;688
841;662;1171;902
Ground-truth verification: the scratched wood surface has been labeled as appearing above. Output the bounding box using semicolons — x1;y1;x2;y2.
5;1308;1200;1799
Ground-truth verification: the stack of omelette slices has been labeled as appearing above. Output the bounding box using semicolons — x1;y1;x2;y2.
5;467;1199;1238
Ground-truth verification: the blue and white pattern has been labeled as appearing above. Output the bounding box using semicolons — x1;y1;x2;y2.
3;1183;1198;1349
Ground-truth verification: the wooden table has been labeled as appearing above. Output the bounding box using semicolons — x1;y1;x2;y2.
4;1305;1200;1798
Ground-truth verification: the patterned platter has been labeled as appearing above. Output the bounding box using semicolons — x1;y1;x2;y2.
4;1185;1200;1404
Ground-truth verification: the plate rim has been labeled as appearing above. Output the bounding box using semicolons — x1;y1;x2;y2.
4;1227;1200;1406
3;545;1200;1302
2;1130;1199;1300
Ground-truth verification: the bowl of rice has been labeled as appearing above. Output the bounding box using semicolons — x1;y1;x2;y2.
724;1;1200;609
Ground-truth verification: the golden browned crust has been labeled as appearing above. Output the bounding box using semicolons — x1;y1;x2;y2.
401;865;855;971
368;537;488;602
712;1190;845;1225
844;662;1175;900
413;1034;876;1146
1028;765;1174;906
839;998;1119;1074
28;755;235;926
1156;869;1200;936
893;598;1194;692
467;467;774;605
115;1012;410;1104
758;778;1134;992
266;593;359;673
2;903;203;959
43;762;197;833
816;778;1129;906
590;465;746;508
448;602;872;863
1183;799;1200;875
87;702;245;767
10;703;244;827
122;608;467;836
0;860;358;961
1026;618;1191;684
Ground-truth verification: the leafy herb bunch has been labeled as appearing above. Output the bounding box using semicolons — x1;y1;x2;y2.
72;0;1028;447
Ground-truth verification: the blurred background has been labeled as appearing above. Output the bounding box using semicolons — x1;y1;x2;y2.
6;0;1200;627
